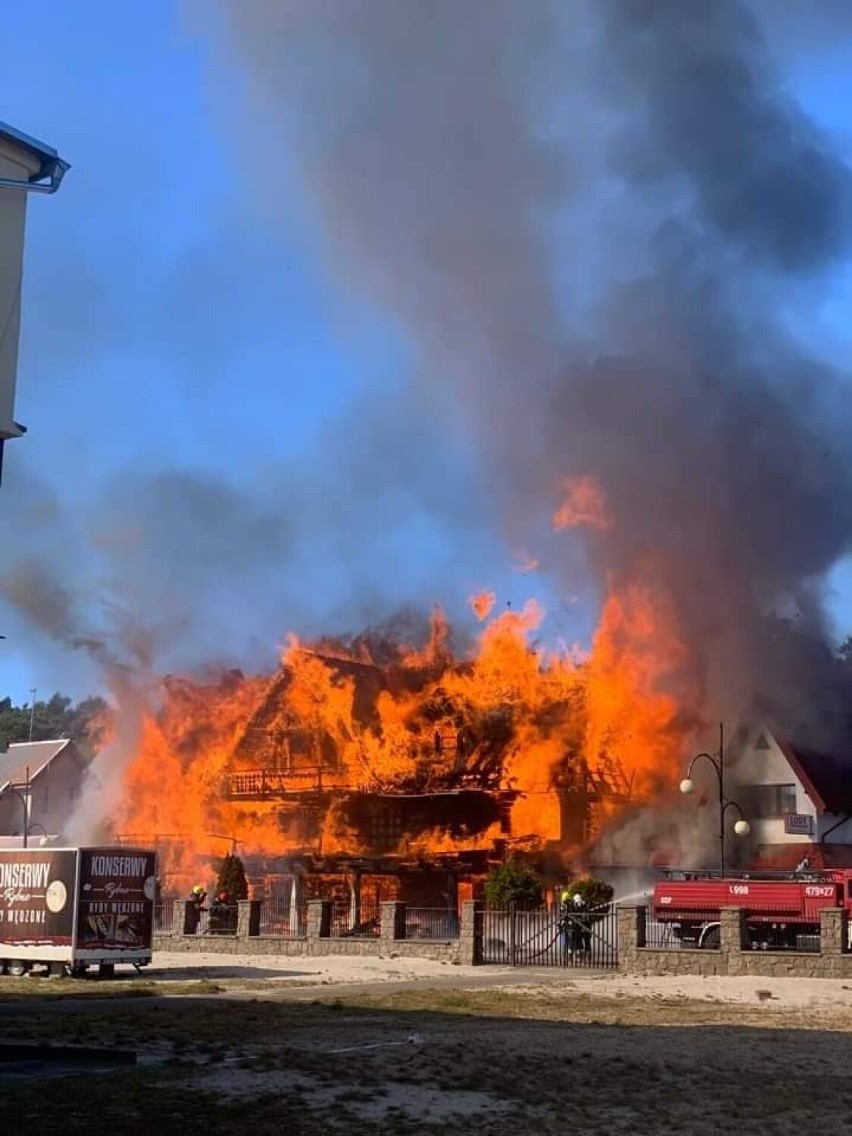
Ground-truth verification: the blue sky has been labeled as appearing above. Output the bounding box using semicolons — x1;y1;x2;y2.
0;1;586;705
0;4;850;707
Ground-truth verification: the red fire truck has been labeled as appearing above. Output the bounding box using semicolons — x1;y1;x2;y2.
652;870;852;951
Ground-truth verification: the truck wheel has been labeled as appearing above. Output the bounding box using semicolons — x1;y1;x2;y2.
68;965;88;979
98;963;115;979
699;925;721;950
7;961;28;977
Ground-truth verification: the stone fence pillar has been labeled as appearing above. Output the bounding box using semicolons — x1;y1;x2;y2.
306;899;331;940
719;906;746;954
821;907;846;956
173;899;190;936
237;899;261;939
459;900;483;966
380;901;406;943
617;904;645;966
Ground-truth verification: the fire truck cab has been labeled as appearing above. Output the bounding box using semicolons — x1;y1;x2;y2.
652;869;852;952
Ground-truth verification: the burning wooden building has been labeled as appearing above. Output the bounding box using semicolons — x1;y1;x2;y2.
115;601;677;904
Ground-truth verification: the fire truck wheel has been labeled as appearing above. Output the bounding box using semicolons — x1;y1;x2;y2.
68;964;88;979
7;961;27;977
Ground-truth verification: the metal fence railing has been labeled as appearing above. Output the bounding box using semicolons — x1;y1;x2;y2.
207;902;239;935
259;897;307;938
330;898;381;938
645;913;723;950
404;908;460;940
154;898;176;934
180;904;235;937
744;920;820;953
482;906;618;968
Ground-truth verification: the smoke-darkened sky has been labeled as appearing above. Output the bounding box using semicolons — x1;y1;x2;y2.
2;1;852;736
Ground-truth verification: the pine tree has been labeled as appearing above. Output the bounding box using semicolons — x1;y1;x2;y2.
214;854;249;901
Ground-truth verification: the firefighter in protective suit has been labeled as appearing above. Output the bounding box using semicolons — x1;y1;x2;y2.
186;884;207;934
559;887;590;962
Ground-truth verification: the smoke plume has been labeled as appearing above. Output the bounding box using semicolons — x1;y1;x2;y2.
198;0;852;745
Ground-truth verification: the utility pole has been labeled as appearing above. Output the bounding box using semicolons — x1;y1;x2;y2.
28;688;36;741
8;766;32;848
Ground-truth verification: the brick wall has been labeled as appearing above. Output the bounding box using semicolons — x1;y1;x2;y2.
618;904;852;978
153;898;482;965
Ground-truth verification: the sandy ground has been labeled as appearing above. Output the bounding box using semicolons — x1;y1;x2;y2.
7;956;852;1132
505;969;852;1007
150;949;483;988
149;949;852;1009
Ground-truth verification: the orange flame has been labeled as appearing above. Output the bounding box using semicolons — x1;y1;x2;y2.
469;591;496;621
512;551;540;574
114;470;697;890
553;475;613;531
116;587;695;889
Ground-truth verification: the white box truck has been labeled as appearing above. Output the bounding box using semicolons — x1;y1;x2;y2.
0;845;156;977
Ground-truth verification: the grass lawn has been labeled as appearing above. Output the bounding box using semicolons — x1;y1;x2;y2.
2;986;852;1134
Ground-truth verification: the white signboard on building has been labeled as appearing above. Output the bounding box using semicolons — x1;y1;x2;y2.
784;813;814;836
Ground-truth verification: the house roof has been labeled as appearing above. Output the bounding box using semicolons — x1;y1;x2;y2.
775;737;852;816
0;739;74;791
0;121;60;163
0;835;58;849
0;120;69;189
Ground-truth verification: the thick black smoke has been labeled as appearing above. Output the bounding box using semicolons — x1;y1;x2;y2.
199;0;852;745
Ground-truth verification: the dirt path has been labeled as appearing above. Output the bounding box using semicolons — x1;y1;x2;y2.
6;952;852;1016
3;977;852;1135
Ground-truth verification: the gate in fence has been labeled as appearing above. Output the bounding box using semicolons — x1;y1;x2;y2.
482;905;619;968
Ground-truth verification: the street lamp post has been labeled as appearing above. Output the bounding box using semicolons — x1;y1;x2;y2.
4;768;43;848
680;722;750;875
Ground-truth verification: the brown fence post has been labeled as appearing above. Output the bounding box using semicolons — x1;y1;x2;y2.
635;905;647;949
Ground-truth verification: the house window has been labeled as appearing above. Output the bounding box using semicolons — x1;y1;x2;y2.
746;784;797;819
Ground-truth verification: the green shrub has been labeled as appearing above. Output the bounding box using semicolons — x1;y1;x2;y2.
561;876;614;912
484;859;544;910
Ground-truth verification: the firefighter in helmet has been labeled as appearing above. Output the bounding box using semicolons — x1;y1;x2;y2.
186;884;207;934
559;885;588;962
209;890;233;935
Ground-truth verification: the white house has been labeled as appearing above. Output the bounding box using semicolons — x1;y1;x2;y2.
0;121;69;482
0;738;91;842
728;725;852;867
